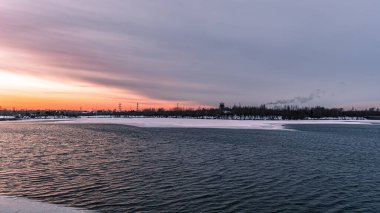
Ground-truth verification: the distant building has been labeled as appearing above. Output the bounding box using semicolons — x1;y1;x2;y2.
219;102;225;110
219;102;225;115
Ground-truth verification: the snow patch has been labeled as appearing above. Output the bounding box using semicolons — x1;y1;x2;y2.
0;196;95;213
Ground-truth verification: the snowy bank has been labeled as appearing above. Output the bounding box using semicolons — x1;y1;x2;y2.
0;196;95;213
28;117;380;130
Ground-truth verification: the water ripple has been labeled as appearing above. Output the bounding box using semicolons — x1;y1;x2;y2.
1;123;380;212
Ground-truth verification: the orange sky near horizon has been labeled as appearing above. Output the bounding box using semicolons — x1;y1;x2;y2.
0;71;204;111
0;46;207;111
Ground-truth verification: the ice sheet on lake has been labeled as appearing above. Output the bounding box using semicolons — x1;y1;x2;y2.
33;117;380;130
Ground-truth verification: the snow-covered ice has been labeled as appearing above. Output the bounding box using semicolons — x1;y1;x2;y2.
0;196;94;213
28;117;380;130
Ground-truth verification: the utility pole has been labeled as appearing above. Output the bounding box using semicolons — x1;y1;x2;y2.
118;102;122;112
136;102;139;111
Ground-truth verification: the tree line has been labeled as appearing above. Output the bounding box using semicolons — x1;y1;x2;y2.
1;105;380;120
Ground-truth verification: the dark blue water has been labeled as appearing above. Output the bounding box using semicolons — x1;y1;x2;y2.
0;123;380;212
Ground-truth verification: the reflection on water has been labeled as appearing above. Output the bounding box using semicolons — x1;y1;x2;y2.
1;123;380;212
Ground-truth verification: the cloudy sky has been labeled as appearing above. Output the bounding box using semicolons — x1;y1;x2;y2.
0;0;379;110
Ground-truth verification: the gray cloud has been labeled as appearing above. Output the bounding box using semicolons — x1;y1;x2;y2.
0;0;379;107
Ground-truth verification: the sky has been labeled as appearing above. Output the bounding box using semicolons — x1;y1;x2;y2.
0;0;379;110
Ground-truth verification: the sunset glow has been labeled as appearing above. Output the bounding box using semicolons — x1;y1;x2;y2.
0;70;200;110
0;71;95;110
0;0;379;110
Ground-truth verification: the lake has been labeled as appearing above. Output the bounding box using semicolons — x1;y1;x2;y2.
1;123;380;212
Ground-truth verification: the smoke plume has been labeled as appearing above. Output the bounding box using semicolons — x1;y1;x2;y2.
266;89;324;105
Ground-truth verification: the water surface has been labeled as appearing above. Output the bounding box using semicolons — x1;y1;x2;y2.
0;123;380;212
